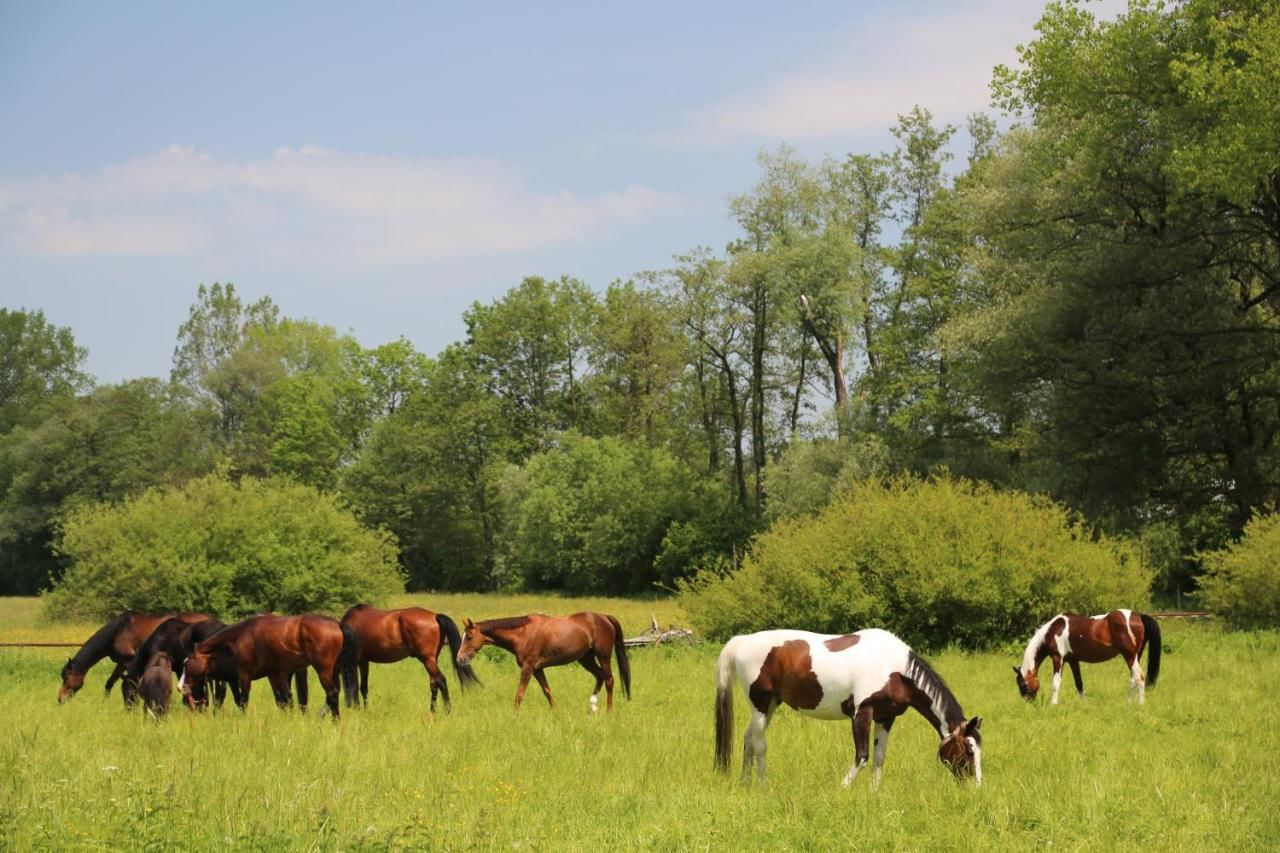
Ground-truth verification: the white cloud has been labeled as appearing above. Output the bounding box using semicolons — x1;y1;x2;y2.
0;145;683;264
654;0;1129;145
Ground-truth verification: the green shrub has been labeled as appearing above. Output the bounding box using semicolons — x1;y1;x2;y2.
43;472;404;620
679;475;1151;649
1198;511;1280;629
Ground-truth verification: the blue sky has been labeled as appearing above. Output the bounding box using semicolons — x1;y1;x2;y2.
1;1;1121;384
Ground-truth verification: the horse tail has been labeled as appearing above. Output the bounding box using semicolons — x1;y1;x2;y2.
714;639;736;774
437;613;480;690
339;622;360;708
1140;613;1161;688
604;615;631;700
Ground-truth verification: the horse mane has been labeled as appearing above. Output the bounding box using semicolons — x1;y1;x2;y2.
65;611;133;673
475;615;531;633
197;616;257;651
904;651;967;731
1021;615;1062;675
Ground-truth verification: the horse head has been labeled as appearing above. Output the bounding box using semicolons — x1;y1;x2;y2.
58;660;84;703
1012;665;1039;701
938;717;983;784
182;651;212;708
455;619;488;666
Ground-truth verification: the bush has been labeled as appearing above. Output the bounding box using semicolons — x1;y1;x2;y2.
43;472;404;621
1198;511;1280;629
498;433;704;594
679;475;1152;649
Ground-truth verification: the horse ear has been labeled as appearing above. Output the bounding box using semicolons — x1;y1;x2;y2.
1011;665;1021;677
966;716;982;734
464;618;474;628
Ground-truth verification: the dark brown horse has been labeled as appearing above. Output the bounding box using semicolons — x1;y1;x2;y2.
123;617;229;708
58;611;209;703
340;604;480;711
183;614;358;717
137;652;174;718
456;612;630;713
1014;609;1162;704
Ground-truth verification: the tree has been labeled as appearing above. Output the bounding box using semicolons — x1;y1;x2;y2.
0;308;90;434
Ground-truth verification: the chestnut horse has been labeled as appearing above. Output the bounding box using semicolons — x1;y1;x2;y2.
123;617;229;708
183;614;358;717
1014;609;1162;704
58;611;209;703
340;604;480;711
716;628;982;788
456;612;631;713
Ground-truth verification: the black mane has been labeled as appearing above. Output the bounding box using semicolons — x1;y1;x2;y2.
476;615;531;633
905;651;971;735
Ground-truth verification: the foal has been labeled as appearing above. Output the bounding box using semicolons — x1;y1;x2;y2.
1014;609;1162;704
138;652;174;718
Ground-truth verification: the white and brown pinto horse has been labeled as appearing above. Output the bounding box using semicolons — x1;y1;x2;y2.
1014;609;1161;704
715;628;982;788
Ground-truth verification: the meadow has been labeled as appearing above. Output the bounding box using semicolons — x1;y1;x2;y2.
2;593;1278;851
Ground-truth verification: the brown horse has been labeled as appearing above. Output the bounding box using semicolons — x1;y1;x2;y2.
1014;609;1162;704
183;614;358;717
340;604;480;711
58;611;209;703
456;612;630;713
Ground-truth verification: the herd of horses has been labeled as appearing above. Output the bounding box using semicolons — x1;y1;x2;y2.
56;604;1162;789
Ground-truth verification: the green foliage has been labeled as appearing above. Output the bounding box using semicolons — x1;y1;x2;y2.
1198;511;1280;628
43;472;403;620
680;475;1151;649
498;432;706;593
0;308;90;434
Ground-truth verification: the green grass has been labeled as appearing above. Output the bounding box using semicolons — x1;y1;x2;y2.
2;595;1278;850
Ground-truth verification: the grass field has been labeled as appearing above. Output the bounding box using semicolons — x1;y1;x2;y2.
2;594;1279;851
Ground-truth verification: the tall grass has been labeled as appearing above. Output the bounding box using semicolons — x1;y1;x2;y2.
3;596;1278;850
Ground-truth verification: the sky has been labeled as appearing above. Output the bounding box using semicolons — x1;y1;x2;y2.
1;0;1124;385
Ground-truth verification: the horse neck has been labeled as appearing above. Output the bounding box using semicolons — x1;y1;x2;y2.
1021;617;1058;675
903;654;966;739
69;613;129;671
482;625;521;654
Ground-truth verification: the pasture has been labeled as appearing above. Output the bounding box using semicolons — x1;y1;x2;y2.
2;594;1278;850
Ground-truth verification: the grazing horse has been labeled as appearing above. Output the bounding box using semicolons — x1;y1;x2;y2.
138;652;174;718
715;628;982;788
1014;609;1162;704
456;612;631;713
58;611;209;703
123;617;229;709
340;604;480;711
183;614;358;718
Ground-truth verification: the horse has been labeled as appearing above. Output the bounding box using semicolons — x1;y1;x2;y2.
137;652;174;718
122;617;229;709
340;604;480;711
715;628;982;788
1013;609;1162;704
58;610;209;703
456;612;631;713
182;614;358;718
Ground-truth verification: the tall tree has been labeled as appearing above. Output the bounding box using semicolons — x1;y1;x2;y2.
0;308;90;434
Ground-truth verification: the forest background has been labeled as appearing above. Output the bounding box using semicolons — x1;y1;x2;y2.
4;1;1278;627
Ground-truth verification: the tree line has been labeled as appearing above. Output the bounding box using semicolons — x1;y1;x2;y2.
3;0;1277;601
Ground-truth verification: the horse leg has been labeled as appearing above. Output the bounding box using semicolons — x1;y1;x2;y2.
577;655;607;713
214;679;228;709
268;673;292;709
1067;658;1085;701
514;666;534;714
317;667;340;719
103;661;126;697
1126;654;1146;704
741;704;774;786
419;656;449;714
1049;653;1064;705
841;706;874;788
237;675;252;711
359;660;370;707
871;718;896;789
532;667;556;709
